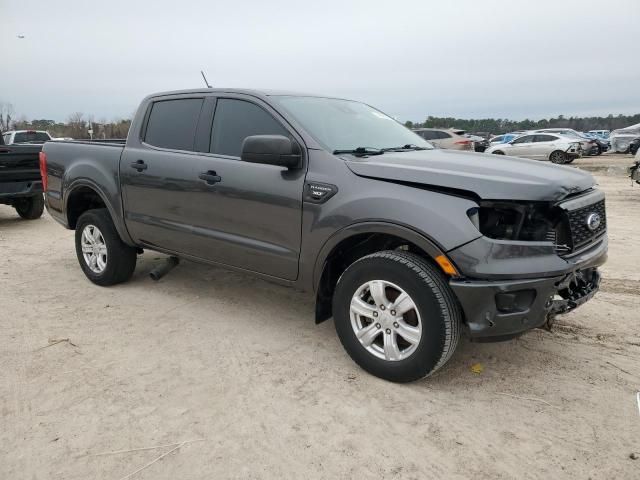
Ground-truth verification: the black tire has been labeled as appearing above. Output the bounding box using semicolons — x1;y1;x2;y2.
14;194;44;220
333;250;462;383
549;150;568;164
75;208;137;286
492;150;505;155
564;157;576;164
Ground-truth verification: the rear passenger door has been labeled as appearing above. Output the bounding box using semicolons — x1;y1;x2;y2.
120;95;212;254
531;134;558;160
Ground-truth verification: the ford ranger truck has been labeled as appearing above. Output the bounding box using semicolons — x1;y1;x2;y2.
41;89;607;382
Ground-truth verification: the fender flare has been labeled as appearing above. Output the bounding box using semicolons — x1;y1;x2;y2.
311;221;448;293
64;179;134;245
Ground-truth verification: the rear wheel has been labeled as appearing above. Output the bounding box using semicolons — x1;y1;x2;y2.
75;208;137;286
333;251;461;383
14;194;44;220
549;150;568;164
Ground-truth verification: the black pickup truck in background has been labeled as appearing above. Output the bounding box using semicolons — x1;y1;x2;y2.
0;131;45;219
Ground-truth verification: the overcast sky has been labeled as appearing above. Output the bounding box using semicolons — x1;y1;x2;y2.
1;0;638;123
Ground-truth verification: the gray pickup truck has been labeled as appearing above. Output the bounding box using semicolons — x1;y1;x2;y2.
42;89;608;382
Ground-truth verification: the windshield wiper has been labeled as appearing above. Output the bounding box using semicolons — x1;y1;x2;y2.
332;147;385;156
381;144;429;152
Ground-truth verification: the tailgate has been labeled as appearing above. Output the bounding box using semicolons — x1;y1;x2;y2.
0;146;41;182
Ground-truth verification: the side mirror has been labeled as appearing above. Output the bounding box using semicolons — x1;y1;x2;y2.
241;135;302;169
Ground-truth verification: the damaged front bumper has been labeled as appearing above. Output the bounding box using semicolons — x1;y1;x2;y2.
448;234;607;341
450;267;601;341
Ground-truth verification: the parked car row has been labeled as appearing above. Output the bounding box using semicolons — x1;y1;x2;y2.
412;126;616;162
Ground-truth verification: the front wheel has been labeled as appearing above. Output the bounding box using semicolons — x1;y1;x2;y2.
14;194;44;219
75;208;137;286
333;251;462;382
492;150;505;155
549;150;568;164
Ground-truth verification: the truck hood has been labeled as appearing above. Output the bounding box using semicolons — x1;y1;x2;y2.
344;149;595;201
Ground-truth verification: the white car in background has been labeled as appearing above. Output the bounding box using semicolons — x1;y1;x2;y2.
533;128;595;154
485;132;582;164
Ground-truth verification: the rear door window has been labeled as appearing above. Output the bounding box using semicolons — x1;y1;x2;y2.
144;98;204;151
436;131;452;139
534;135;557;143
512;135;534;144
418;130;437;140
210;99;289;157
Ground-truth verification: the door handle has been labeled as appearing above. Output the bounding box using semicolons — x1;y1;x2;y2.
130;160;148;172
199;171;221;185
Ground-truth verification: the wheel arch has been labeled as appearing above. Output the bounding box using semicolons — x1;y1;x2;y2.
65;180;133;245
312;222;449;324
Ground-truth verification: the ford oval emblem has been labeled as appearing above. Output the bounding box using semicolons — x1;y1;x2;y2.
586;212;601;231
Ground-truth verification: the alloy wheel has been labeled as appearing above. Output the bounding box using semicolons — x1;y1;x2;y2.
349;280;422;361
80;224;108;274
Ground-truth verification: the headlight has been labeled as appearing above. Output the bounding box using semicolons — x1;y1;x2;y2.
467;201;570;246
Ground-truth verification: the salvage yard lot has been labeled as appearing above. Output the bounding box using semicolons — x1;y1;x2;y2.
1;154;638;479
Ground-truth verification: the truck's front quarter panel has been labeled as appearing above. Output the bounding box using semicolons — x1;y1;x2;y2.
298;149;483;291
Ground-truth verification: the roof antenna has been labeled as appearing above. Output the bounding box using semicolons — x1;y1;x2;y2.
200;70;212;88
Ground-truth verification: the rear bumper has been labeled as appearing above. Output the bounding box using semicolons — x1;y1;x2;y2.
0;180;43;199
449;236;607;341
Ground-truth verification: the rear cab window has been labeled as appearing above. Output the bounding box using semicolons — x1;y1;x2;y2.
144;98;204;151
13;131;50;143
210;98;289;157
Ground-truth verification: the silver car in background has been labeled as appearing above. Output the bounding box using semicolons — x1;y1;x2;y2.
610;123;640;153
485;132;582;164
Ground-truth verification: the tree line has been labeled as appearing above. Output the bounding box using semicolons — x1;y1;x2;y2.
0;102;131;139
404;113;640;135
2;101;639;139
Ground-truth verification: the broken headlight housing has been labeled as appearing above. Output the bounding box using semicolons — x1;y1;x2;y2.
468;201;571;253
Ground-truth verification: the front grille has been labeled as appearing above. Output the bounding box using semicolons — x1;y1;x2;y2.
565;199;606;251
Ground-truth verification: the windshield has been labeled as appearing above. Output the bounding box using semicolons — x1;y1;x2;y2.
271;96;432;152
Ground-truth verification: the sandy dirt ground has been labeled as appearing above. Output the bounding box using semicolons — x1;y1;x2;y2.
1;153;639;479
